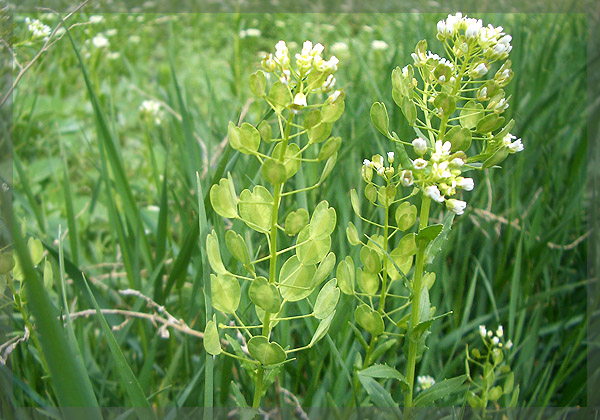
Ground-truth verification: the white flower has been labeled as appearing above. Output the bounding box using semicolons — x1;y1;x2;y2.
363;159;373;168
327;90;342;104
431;140;452;162
432;161;451;179
377;167;385;176
400;170;414;187
450;158;465;167
371;40;388;51
416;375;436;392
89;15;104;24
446;198;467;215
139;100;163;125
105;28;118;37
413;158;428;170
387;152;395;164
471;62;489;77
129;35;141;44
424;185;444;203
506;340;513;349
412;137;428;155
274;40;290;67
92;34;109;48
477;86;488;101
491;336;500;346
371;154;384;169
244;28;261;37
318;55;339;72
487;330;493;338
479;325;487;338
262;53;276;72
293;92;307;107
465;18;483;39
496;325;504;338
322;74;336;92
457;177;474;191
330;42;349;54
280;69;291;85
503;134;524;153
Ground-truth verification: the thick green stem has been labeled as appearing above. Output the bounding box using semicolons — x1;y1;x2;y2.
252;113;294;409
404;195;431;411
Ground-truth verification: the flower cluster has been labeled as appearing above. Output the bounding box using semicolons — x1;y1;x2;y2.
362;152;397;182
25;17;51;40
479;324;513;350
139;100;164;125
261;40;342;109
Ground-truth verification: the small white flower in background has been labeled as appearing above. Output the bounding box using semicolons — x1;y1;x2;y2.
424;185;444;203
107;52;120;60
387;152;394;164
330;41;349;55
503;134;524;153
412;137;428;155
400;170;414;187
496;325;504;338
413;158;428;170
416;375;436;392
446;198;467;215
506;340;513;349
129;35;141;44
89;15;104;24
240;28;261;38
479;325;487;338
293;92;307;107
491;336;500;346
139;99;163;125
456;177;474;191
92;33;109;48
371;40;389;51
105;28;118;37
362;25;375;33
25;17;51;40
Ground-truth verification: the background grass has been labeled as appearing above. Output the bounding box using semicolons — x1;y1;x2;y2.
3;10;591;413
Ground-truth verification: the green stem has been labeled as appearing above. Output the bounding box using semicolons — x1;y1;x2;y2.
404;195;431;412
252;113;294;409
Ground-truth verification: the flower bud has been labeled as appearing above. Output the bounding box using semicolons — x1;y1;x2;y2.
293;92;307;107
400;170;413;186
387;151;395;164
412;137;428;155
446;198;467;215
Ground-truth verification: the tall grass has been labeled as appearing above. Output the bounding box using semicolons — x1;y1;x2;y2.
5;11;590;413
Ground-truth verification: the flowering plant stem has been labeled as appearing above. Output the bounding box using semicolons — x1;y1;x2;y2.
404;195;431;410
252;114;293;409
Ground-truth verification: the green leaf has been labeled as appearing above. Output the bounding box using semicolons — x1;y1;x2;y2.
360;245;382;273
211;273;241;314
225;230;253;272
269;81;290;112
308;121;332;144
247;336;286;366
359;364;407;386
318;137;341;161
355;304;384;336
228;121;260;155
284;208;309;236
249;70;266;97
370;102;390;136
309;200;336;240
303;109;322;129
273;142;301;179
262;158;287;185
321;99;345;123
350;189;360;215
357;375;399;409
204;316;222;355
445;126;472;152
386;247;413;282
433;92;456;116
476;113;505;134
489;386;503;401
483;146;509;168
313;252;336;288
460;100;484;129
43;258;54;290
357;268;379;296
397;233;417;256
279;255;316;302
400;96;417;125
416;224;443;245
309;310;336;347
83;276;153;414
28;237;44;266
258;120;273;142
364;184;377;204
395;202;417;231
206;230;228;275
296;226;331;265
413;375;467;407
239;186;273;233
318;152;337;184
336;256;355;295
210;177;238;219
346;221;360;246
425;211;455;265
249;276;281;313
314;278;340;319
504;372;515;394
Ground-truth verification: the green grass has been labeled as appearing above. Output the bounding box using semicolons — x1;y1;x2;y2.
3;11;590;413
